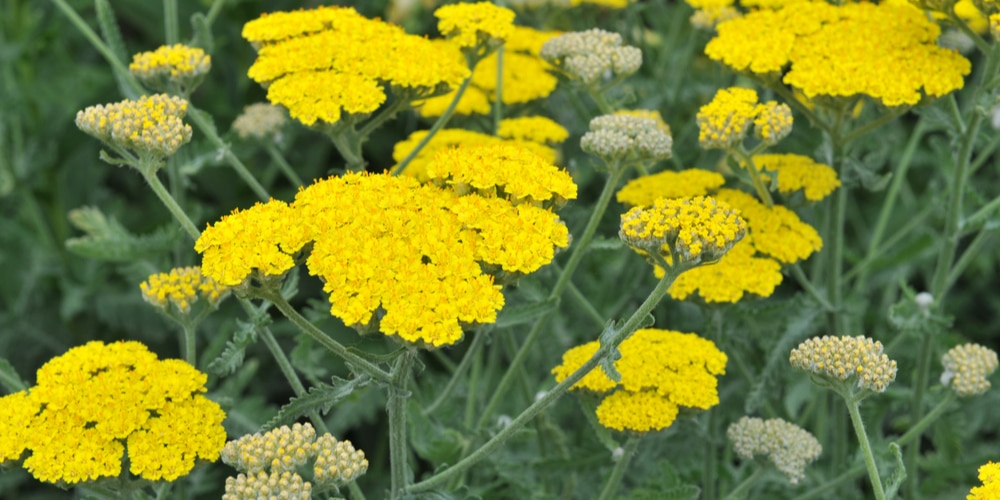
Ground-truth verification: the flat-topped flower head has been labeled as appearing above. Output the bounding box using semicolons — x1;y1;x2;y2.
424;143;577;209
705;2;971;107
969;461;1000;500
75;94;192;160
581;113;673;164
753;101;793;145
195;199;311;287
714;188;822;264
941;343;999;397
0;341;225;484
552;329;727;432
129;44;211;94
393;128;556;181
690;6;742;30
697;87;763;150
224;470;312;500
752;154;840;202
616;169;725;208
667;236;783;303
140;266;230;314
727;416;822;485
620;196;746;266
540;29;642;85
790;335;898;394
434;2;516;52
497;116;569;145
231;103;287;141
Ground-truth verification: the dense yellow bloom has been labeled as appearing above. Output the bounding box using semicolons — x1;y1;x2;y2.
553;329;727;432
705;2;971;106
231;103;287;140
393;128;557;182
140;266;229;314
969;462;1000;500
504;26;562;55
691;7;742;30
0;341;225;484
497;116;569;145
620;196;746;265
698;87;791;149
425;143;577;208
195;199;311;287
727;417;822;484
244;6;469;126
753;154;840;202
616;169;725;207
129;44;210;92
472;51;559;104
75;94;192;159
667;237;783;303
790;335;898;393
434;2;516;49
714;188;821;264
941;343;999;397
415;86;493;117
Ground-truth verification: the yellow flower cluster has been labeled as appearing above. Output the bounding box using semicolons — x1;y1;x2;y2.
393;128;557;182
0;341;226;484
231;103;288;141
727;416;822;485
705;2;971;106
497;116;569;145
552;329;727;432
697;87;792;149
425;143;577;208
195;199;311;287
616;169;725;207
969;461;1000;500
690;5;741;30
140;266;230;314
620;196;747;265
714;188;821;264
243;6;469;126
221;423;367;493
129;44;210;91
667;236;783;303
434;2;516;50
753;153;840;202
75;94;192;159
941;343;999;397
790;335;898;393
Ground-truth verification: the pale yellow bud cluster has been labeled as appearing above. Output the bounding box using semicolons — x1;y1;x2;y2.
580;114;672;163
140;266;229;314
232;103;288;141
129;44;211;92
790;335;898;393
75;94;192;158
313;434;369;484
223;470;312;500
941;343;999;397
727;416;822;485
753;101;793;146
540;29;642;85
697;87;792;150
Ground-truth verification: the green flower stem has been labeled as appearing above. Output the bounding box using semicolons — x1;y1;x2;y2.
840;107;908;145
597;437;641;500
945;231;992;292
768;83;831;136
947;9;991;56
203;0;226;26
264;143;304;186
392;76;473;176
407;265;687;494
186;106;271;201
180;321;197;366
567;280;607;328
790;264;834;312
164;0;179;45
389;349;417;498
844;396;886;500
493;46;504;134
731;147;774;208
587;86;614;115
897;392;956;448
722;467;766;500
348;482;367;500
476;166;628;429
703;408;719;500
357;97;410;140
969;131;1000;175
329;131;366;172
51;0;145;96
791;464;866;500
139;167;201;240
844;204;934;282
424;330;488;415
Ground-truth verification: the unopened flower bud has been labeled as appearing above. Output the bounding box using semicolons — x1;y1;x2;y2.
727;416;822;485
941;343;998;397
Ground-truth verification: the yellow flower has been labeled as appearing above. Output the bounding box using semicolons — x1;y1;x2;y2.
697;87;790;149
415;85;493;117
705;2;971;106
969;461;1000;500
714;188;821;264
140;266;230;314
690;7;742;30
472;51;559;104
75;94;192;159
434;2;516;50
497;116;570;145
752;154;840;202
790;335;898;393
666;236;783;303
425;143;577;208
595;390;680;432
231;103;287;141
616;169;725;208
393;128;557;182
619;196;747;265
753;101;793;145
129;44;210;92
195;199;311;287
0;341;225;484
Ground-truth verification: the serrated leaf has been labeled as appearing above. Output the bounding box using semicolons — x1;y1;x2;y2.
189;13;214;53
745;298;820;414
495;297;559;328
260;376;371;431
94;0;140;100
208;320;258;376
598;319;624;382
884;443;906;500
0;358;27;393
65;206;180;262
408;400;465;465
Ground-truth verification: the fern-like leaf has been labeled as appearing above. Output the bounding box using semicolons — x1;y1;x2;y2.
745;296;820;414
260;376;372;431
94;0;140;100
208;320;258;376
65;206;179;262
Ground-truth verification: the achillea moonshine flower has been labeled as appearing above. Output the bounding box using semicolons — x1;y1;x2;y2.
969;461;1000;500
619;196;746;266
705;2;971;106
129;44;211;93
941;343;999;397
581;113;673;164
497;116;569;145
667;236;783;303
752;154;840;202
697;87;791;149
552;329;727;432
540;29;642;85
424;143;577;209
616;169;725;208
393;128;557;181
690;6;742;30
790;335;898;394
224;471;312;500
75;94;193;160
231;103;287;141
140;266;230;314
727;416;822;485
0;341;226;484
714;188;821;264
753;101;793;146
434;2;516;51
